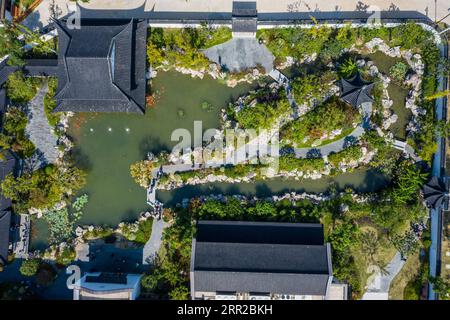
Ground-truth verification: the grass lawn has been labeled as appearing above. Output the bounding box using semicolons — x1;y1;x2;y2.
134;218;154;244
389;252;420;300
441;213;450;280
350;225;398;298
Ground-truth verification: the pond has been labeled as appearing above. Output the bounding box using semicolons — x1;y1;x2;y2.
31;71;391;249
364;52;412;141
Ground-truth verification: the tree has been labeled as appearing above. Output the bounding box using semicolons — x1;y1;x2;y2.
5;71;39;103
360;230;380;262
425;90;450;101
389;62;409;83
169;286;190;300
390;161;428;205
19;259;40;277
429;277;450;300
0;164;86;212
130;160;156;188
0;21;25;66
391;230;420;259
328;222;359;253
338;58;358;78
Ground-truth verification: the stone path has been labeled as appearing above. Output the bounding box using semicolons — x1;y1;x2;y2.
12;214;30;259
362;251;406;300
25;80;58;167
142;218;169;265
203;38;274;73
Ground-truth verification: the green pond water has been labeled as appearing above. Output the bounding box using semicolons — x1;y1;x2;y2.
365;52;412;140
31;71;391;249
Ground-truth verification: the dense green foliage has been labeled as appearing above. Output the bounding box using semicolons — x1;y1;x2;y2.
5;71;40;103
430;277;450;300
327;145;363;167
19;259;40;277
260;23;440;164
147;26;232;70
279;154;325;172
121;219;154;244
290;71;337;105
141;209;193;300
43;77;61;128
389;61;409;84
338;58;358;78
0;164;86;212
0;106;35;157
234;88;291;129
55;247;77;266
0;22;26;66
281;96;360;147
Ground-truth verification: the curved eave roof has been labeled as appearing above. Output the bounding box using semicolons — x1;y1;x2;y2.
340;73;374;107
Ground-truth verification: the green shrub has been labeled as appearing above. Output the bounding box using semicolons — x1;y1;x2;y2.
55;247;76;266
83;227;114;240
147;26;231;70
235;89;291;129
389;62;409;83
6;71;39;103
281;96;360;147
43;77;61;128
339;58;358;78
0;106;35;157
279;154;325;172
328;145;363;167
19;259;40;277
291;71;337;105
1;164;86;213
134;219;154;244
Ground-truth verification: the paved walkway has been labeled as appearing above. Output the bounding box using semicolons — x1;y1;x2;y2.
20;0;450;30
362;251;406;300
203;38;274;73
12;214;30;259
25;80;58;167
142;218;168;265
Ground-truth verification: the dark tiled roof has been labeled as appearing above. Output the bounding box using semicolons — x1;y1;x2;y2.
194;271;330;296
0;59;58;88
53;19;147;114
232;1;257;17
232;18;257;33
0;88;6;114
196;220;324;245
195;242;330;274
423;177;449;210
85;272;128;285
339;73;374;107
0;211;11;264
192;221;332;296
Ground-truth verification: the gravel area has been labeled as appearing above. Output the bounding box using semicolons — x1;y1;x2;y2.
25;81;58;168
203;38;274;73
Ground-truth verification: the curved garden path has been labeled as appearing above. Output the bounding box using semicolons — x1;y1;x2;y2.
25;80;58;168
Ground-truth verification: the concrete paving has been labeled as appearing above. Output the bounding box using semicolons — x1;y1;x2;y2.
362;251;406;300
203;38;274;73
142;218;168;265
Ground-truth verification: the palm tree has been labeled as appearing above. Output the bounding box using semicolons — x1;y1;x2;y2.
338;58;358;78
